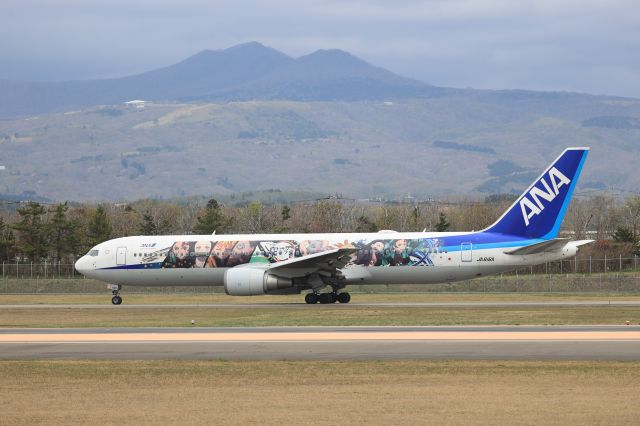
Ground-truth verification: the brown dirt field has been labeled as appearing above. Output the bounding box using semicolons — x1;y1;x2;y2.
1;360;639;425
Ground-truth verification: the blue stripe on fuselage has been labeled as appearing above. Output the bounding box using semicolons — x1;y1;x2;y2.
439;232;543;252
101;262;164;270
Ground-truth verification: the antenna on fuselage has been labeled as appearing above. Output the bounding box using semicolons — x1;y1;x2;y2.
211;230;216;235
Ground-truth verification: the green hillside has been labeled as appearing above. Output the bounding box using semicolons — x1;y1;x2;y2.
0;95;638;201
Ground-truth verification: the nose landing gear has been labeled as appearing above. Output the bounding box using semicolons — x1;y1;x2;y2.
109;284;123;305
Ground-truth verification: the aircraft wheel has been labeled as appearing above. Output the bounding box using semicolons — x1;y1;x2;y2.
337;292;351;304
318;293;332;304
111;296;122;305
305;293;318;304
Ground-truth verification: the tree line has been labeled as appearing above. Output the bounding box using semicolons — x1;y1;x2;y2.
0;194;639;262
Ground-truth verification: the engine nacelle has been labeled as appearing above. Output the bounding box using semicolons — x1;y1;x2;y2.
224;267;294;296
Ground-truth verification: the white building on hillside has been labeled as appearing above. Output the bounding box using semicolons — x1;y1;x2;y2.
124;100;149;109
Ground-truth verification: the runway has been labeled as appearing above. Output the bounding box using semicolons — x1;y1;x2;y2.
2;326;639;360
2;300;640;309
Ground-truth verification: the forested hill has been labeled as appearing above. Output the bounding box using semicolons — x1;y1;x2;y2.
0;42;639;201
1;97;639;201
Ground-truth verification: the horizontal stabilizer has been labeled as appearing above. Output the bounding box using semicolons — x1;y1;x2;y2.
568;239;596;249
571;239;595;247
504;238;570;255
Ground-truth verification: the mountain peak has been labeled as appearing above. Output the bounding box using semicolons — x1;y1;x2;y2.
222;42;292;60
0;42;430;117
187;42;290;61
300;48;365;64
308;48;355;57
225;41;268;52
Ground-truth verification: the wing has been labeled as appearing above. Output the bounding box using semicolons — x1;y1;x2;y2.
504;238;571;255
266;248;357;279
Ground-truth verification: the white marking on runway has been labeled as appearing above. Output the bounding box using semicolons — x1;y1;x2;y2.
2;330;640;343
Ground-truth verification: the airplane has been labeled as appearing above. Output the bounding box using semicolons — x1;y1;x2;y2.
75;147;592;305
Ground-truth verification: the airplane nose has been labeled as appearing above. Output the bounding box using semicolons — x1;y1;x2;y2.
75;256;88;274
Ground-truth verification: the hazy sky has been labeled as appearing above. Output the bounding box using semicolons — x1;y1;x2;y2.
2;0;639;97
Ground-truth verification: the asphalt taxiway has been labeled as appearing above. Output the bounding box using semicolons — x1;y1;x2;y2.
2;326;639;360
2;300;640;309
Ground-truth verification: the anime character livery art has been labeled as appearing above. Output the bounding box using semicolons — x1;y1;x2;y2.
75;147;592;305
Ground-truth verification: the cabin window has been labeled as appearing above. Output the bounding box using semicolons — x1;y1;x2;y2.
133;253;137;257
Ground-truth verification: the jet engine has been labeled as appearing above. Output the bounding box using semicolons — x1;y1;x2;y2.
224;267;294;296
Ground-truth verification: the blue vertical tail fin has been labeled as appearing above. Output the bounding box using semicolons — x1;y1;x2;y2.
484;147;589;239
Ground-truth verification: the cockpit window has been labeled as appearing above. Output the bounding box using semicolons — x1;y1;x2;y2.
89;250;99;257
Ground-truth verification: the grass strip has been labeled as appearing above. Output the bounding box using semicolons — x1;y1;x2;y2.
1;305;639;327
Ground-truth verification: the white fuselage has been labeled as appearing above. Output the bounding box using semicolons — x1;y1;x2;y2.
75;231;577;288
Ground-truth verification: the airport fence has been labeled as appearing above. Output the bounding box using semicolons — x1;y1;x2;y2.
1;261;79;280
0;256;639;294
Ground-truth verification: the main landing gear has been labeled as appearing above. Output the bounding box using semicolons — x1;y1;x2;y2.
110;284;123;305
305;291;351;304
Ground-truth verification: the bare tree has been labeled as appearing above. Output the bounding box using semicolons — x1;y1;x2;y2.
565;199;594;239
623;196;640;240
588;195;615;240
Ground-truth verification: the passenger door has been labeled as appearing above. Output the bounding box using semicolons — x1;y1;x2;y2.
460;243;473;263
116;247;127;266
